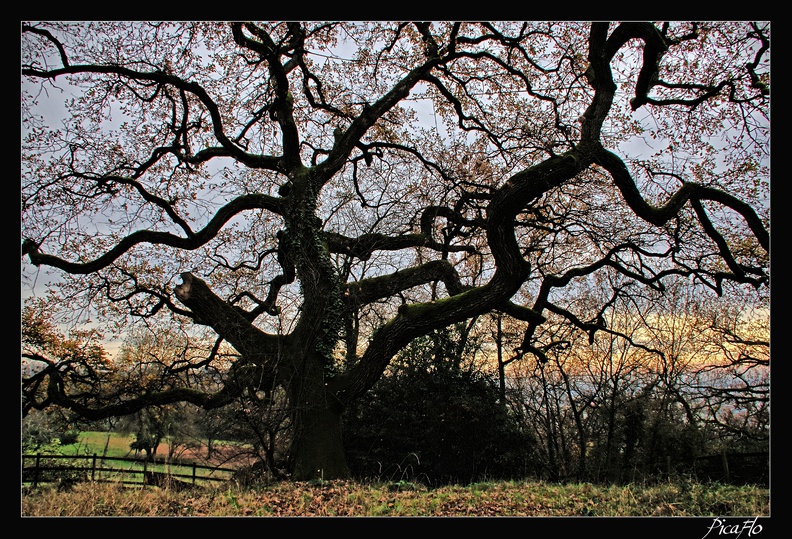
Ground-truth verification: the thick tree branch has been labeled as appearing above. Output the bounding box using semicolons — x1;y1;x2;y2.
230;22;303;169
324;203;480;260
314;52;446;184
173;272;282;366
22;194;284;274
346;259;467;308
22;61;285;171
597;148;769;253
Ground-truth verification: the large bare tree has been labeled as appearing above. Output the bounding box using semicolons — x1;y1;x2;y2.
21;22;769;480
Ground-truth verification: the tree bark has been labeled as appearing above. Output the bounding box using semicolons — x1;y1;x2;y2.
287;358;350;481
289;405;350;481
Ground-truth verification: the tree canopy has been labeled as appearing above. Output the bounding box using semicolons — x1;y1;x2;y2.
21;21;769;481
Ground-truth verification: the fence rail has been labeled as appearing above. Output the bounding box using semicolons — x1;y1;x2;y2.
22;453;238;489
649;450;769;486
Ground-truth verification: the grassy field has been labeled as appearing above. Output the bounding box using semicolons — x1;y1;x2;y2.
22;431;770;517
57;431;139;458
21;477;769;517
28;430;249;462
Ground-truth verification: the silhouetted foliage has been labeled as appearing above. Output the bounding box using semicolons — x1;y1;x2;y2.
343;330;537;486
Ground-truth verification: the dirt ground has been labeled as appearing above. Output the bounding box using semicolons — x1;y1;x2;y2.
164;443;256;469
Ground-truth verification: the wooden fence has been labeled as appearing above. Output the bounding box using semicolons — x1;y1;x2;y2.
22;453;238;489
690;450;769;486
649;451;769;486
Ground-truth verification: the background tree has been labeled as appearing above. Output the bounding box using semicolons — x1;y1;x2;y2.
504;273;767;483
689;296;769;452
21;21;769;481
117;407;168;461
22;300;114;419
112;327;213;461
22;409;81;452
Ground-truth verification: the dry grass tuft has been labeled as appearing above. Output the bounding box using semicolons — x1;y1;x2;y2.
21;479;769;517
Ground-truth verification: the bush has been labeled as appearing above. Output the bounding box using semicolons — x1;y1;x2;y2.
58;429;81;446
22;413;59;452
342;334;536;486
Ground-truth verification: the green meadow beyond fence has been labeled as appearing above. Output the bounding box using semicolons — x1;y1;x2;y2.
22;453;237;488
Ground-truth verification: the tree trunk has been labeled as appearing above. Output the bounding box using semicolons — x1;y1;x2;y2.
287;355;351;481
289;401;350;481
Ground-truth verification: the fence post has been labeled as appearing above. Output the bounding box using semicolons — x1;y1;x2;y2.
34;453;41;488
721;449;730;483
193;462;197;485
91;454;97;481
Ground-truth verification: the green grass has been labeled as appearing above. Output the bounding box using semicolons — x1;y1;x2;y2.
21;478;770;517
63;431;137;458
23;431;238;487
28;430;242;462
